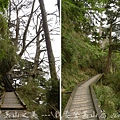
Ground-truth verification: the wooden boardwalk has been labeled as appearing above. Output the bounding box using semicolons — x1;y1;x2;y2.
0;92;38;120
62;74;104;120
1;92;24;109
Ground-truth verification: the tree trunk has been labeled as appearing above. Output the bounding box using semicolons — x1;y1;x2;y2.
15;9;19;47
57;0;60;17
105;23;112;74
38;0;57;80
105;47;112;74
32;25;41;77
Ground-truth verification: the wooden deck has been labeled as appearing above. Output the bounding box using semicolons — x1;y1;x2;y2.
0;92;38;120
1;92;24;109
62;74;104;120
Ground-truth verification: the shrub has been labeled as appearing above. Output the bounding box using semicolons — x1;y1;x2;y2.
94;85;118;117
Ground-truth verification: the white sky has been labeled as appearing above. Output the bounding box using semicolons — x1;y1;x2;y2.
44;0;60;59
44;0;61;78
10;0;60;78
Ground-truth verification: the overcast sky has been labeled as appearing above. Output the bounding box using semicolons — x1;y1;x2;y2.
44;0;60;59
10;0;60;78
44;0;61;77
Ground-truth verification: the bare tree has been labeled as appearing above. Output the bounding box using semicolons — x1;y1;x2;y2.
38;0;57;80
19;0;36;57
7;0;60;119
8;0;46;75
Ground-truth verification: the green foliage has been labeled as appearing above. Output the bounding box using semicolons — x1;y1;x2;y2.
62;22;106;73
104;72;120;92
94;72;120;119
0;40;16;73
0;12;16;96
0;0;9;12
17;78;48;119
111;53;120;72
17;74;59;119
0;14;9;39
62;0;108;111
62;0;108;33
62;0;107;72
0;14;16;76
36;105;50;120
46;78;59;119
94;85;119;118
62;0;86;22
0;75;4;96
62;93;70;113
62;1;120;119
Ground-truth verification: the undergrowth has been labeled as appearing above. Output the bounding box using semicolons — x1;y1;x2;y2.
17;83;48;120
94;74;120;120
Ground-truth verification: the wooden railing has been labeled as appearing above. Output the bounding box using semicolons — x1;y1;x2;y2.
89;74;105;120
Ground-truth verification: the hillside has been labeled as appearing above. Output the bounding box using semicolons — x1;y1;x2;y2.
62;0;105;111
62;0;120;118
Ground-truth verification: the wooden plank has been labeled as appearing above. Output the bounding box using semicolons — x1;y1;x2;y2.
1;92;24;109
62;74;103;120
71;102;93;107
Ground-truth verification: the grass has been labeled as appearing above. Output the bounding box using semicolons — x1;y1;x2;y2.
94;84;120;120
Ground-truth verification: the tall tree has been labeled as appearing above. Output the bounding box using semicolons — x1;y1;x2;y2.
7;0;59;119
38;0;57;80
104;0;120;73
57;0;60;17
19;0;36;57
39;0;59;119
0;0;16;93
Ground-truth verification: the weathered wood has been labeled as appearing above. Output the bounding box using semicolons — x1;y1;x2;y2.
62;74;104;120
0;92;38;120
90;74;105;120
15;91;26;109
0;92;24;110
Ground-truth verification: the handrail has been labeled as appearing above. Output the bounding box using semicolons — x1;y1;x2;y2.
0;92;6;108
89;73;105;120
14;91;26;109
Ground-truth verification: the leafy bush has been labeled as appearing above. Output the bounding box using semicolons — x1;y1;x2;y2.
0;0;9;12
0;12;16;92
104;73;120;92
94;85;119;119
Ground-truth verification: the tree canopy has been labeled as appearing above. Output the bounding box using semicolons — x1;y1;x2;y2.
0;0;9;12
